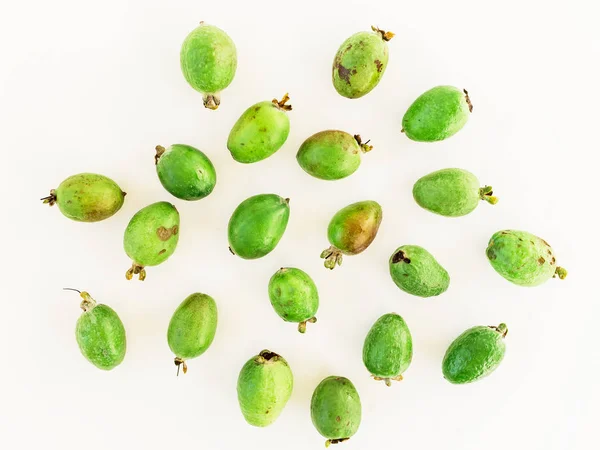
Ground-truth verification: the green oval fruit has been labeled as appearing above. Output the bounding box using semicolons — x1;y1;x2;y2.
442;323;508;384
155;144;216;201
363;313;413;386
413;168;497;217
237;350;293;427
268;267;319;333
389;245;450;297
228;194;290;259
320;200;382;270
167;293;218;375
311;376;361;447
73;290;126;371
332;26;394;99
486;230;567;286
123;202;180;280
227;94;292;163
42;173;125;222
180;23;237;110
402;86;473;142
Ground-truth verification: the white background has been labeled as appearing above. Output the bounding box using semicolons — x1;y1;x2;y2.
0;1;598;449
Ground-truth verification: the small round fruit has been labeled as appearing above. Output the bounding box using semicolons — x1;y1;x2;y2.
389;245;450;297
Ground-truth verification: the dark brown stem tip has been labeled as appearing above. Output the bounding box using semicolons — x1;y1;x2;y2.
392;250;411;264
326;438;350;447
41;189;57;206
284;198;290;204
203;94;220;110
371;25;395;41
228;246;235;255
174;357;188;376
155;145;166;165
272;93;292;111
463;89;473;112
258;350;280;362
354;134;373;153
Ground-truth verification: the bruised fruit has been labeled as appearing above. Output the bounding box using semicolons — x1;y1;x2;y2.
389;245;450;297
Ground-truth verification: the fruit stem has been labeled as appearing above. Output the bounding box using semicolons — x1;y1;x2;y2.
371;25;395;41
464;89;473;112
373;374;403;386
555;267;568;280
203;93;220;110
490;323;508;338
297;317;317;334
391;250;411;264
326;438;350;447
174;357;188;376
125;262;146;281
155;145;166;165
64;288;96;312
320;246;343;270
272;93;292;111
479;186;498;205
354;134;373;153
40;189;57;206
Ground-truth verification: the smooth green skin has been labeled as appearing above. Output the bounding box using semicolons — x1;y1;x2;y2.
333;30;389;99
328;201;382;255
124;202;180;266
363;313;413;379
156;144;216;201
402;86;471;142
268;268;319;324
228;194;290;259
237;350;293;427
297;130;363;180
76;304;126;370
389;245;450;297
442;325;507;384
167;293;217;361
53;173;125;222
311;376;361;443
227;101;290;163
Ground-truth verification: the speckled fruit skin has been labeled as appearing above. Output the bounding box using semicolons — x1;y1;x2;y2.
311;376;362;446
237;350;293;427
402;86;472;142
413;168;497;217
486;230;567;286
228;194;290;260
180;23;237;109
363;313;413;385
389;245;450;297
442;324;507;384
268;268;319;333
155;144;216;201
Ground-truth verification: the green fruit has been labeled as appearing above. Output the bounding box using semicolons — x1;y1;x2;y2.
155;144;216;201
389;245;450;297
228;194;290;259
442;324;508;384
237;350;293;427
321;200;382;269
311;376;361;447
362;313;412;386
413;168;498;217
486;230;567;286
268;267;319;333
42;173;125;222
402;86;473;142
123;202;180;280
180;23;237;110
332;26;394;99
167;293;218;375
297;130;373;180
227;94;292;163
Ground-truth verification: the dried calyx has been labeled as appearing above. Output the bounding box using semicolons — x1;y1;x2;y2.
354;134;373;153
392;250;411;264
371;25;395;41
272;93;292;111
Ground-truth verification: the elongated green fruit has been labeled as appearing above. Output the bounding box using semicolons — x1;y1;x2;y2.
402;86;472;142
321;200;382;270
442;324;508;384
237;350;293;427
227;94;292;163
363;313;412;386
155;144;216;201
41;173;125;222
228;194;290;259
389;245;450;297
311;376;361;447
413;168;497;217
180;22;237;109
123;202;180;280
332;26;394;99
268;267;319;333
167;293;218;375
486;230;567;286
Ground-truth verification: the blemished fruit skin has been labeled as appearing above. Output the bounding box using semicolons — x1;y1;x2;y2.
228;194;290;259
442;324;508;384
42;173;125;222
332;27;394;99
123;202;180;280
296;130;373;180
486;230;568;286
389;245;450;297
227;95;291;163
180;23;237;110
268;268;319;333
402;86;472;142
237;350;293;427
155;144;216;201
311;376;362;447
413;168;497;217
363;313;413;386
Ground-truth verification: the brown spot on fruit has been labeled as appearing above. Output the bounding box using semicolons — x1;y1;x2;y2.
158;249;166;255
486;247;496;260
538;257;546;265
336;416;341;422
157;225;178;241
541;239;550;246
259;127;267;132
375;59;383;72
336;61;352;84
